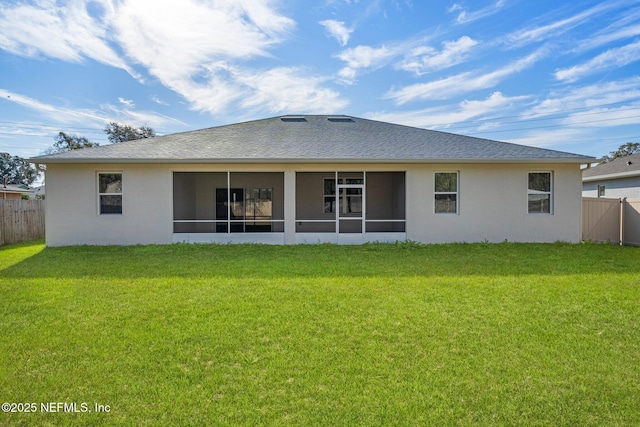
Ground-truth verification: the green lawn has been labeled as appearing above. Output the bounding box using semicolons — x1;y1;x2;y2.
0;241;638;426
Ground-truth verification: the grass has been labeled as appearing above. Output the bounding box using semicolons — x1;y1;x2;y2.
0;240;638;426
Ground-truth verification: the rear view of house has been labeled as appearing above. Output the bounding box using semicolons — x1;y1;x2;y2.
32;115;594;246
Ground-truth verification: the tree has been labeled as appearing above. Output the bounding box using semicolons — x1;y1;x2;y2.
46;132;99;154
0;152;38;186
104;122;155;144
600;142;640;163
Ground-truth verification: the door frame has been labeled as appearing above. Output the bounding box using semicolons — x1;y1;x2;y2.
336;173;365;244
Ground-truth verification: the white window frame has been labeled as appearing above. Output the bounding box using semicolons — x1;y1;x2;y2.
323;176;364;215
323;177;337;215
97;171;123;215
527;171;553;214
597;185;606;198
434;171;459;214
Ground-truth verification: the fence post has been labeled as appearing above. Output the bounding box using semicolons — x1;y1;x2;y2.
620;197;626;246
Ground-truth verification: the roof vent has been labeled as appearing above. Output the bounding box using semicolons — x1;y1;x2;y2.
327;117;354;123
281;116;307;122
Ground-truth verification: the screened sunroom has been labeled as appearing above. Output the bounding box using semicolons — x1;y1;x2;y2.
295;171;406;244
172;170;406;244
173;172;285;243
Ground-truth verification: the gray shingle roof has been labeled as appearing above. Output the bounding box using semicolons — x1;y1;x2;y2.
1;184;32;193
31;115;594;164
582;152;640;180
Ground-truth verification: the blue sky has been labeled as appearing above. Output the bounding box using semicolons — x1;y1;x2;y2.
1;0;640;161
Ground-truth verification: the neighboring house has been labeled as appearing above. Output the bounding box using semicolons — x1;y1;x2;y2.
31;115;594;246
582;153;640;199
0;183;31;200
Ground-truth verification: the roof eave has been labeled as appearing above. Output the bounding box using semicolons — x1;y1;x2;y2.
582;169;640;182
0;189;33;194
32;156;595;165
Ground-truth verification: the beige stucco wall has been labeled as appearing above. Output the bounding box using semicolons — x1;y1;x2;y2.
45;163;173;246
406;163;582;243
44;162;583;246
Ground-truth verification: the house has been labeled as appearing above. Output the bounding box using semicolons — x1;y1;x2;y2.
0;183;31;200
31;115;594;246
582;153;640;198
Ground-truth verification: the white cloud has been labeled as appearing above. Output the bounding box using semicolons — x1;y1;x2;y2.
0;88;185;129
0;1;345;117
319;19;353;46
336;44;396;83
151;96;169;106
113;0;293;83
450;0;508;24
368;91;529;129
111;0;348;115
118;97;135;108
506;128;590;149
501;77;640;149
524;77;640;118
397;36;478;75
0;88;106;124
505;1;620;47
573;7;640;53
237;67;349;113
579;22;640;51
337;45;395;68
0;0;138;78
522;78;640;128
561;106;640;128
555;40;640;82
168;63;348;115
387;48;546;104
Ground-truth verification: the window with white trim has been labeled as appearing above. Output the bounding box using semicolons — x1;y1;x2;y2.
527;172;552;214
434;172;458;214
98;172;122;214
598;185;605;198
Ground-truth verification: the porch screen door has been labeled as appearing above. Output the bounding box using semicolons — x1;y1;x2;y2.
337;183;364;234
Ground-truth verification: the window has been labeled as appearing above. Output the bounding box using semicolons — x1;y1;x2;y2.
245;188;273;232
528;172;552;214
323;178;364;214
598;185;606;198
216;187;275;232
323;178;336;214
434;172;458;214
98;172;122;214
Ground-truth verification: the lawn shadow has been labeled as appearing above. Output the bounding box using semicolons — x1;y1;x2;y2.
0;241;638;280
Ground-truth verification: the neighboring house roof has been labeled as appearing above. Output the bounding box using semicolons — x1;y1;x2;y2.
0;184;32;194
31;115;594;164
582;153;640;182
32;185;45;197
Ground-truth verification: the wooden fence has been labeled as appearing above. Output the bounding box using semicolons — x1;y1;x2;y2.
0;199;45;246
582;197;640;246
